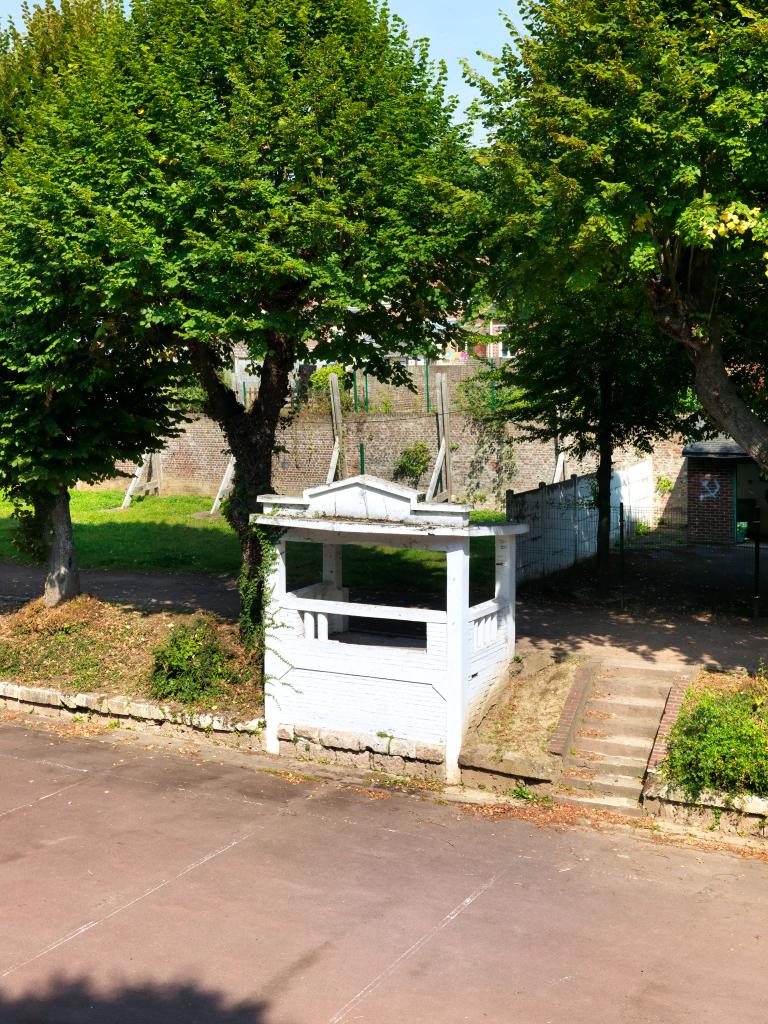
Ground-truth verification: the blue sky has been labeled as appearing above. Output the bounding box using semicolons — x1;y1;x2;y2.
388;2;520;113
0;0;521;115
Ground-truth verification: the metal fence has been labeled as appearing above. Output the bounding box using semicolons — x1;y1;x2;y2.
508;463;654;585
511;494;764;615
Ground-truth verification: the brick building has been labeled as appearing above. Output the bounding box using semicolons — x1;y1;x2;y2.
684;439;766;544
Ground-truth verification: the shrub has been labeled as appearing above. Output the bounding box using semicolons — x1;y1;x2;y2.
662;685;768;799
393;442;432;486
150;618;235;704
308;364;348;392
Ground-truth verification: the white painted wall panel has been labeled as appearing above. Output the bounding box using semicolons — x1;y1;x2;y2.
266;668;447;744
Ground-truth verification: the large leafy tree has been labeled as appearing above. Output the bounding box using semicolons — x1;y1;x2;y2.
472;1;768;468
471;288;696;587
0;0;190;606
5;0;480;632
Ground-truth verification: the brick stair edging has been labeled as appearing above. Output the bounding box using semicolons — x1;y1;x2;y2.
0;680;266;748
646;679;690;773
548;660;600;759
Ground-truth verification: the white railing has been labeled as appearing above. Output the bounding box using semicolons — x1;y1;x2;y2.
282;595;447;643
468;599;502;652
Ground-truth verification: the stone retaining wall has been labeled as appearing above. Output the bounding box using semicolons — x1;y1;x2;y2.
0;682;266;753
643;778;768;836
277;724;445;781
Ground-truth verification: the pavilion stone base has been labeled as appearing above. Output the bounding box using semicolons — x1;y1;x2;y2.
277;724;446;781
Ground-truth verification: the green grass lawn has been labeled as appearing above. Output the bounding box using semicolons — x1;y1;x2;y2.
0;491;241;575
0;491;504;602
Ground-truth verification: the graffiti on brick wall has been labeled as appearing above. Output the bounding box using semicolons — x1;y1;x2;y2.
698;478;722;501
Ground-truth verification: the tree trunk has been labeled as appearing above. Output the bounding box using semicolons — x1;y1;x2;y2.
189;337;294;642
596;368;613;595
44;486;81;608
691;340;768;470
648;286;768;471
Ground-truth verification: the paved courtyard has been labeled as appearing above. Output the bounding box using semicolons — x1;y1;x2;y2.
0;720;766;1023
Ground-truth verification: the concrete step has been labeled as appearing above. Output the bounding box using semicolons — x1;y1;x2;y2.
597;664;685;683
588;695;667;719
561;772;644;799
554;791;647;818
580;711;660;740
571;751;649;778
594;677;672;700
574;733;654;759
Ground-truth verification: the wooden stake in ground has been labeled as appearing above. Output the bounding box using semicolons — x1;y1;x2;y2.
426;374;453;502
326;373;346;485
120;454;151;511
211;457;236;515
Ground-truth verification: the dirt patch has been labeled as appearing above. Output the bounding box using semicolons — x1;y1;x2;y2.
0;595;263;721
477;656;581;760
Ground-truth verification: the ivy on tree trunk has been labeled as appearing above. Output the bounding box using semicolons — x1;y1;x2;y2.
190;338;294;642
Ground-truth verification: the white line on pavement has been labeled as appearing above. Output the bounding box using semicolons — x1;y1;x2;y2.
0;826;263;980
328;872;503;1024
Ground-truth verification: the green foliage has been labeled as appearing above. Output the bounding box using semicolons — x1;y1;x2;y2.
471;0;768;461
4;0;481;386
0;0;482;604
309;365;348;393
663;685;768;799
238;523;285;652
150;617;235;704
171;382;208;414
0;0;187;558
393;442;431;486
655;477;674;496
8;497;51;563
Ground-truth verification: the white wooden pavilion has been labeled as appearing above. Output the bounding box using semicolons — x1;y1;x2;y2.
252;476;527;782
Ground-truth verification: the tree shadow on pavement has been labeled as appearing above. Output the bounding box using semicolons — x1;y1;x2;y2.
0;976;278;1024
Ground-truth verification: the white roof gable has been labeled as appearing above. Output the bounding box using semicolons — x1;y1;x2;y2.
258;475;471;528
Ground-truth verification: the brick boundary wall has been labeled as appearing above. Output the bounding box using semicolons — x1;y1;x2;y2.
548;661;600;758
647;680;689;773
85;414;688;510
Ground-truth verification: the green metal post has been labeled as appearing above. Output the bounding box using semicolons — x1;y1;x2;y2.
364;374;369;412
353;370;359;413
359;443;365;475
295;377;301;412
242;381;247;407
425;359;431;414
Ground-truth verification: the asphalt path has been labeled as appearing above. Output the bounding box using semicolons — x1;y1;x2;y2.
0;721;766;1023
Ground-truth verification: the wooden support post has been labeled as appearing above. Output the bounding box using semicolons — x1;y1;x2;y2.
210;456;236;515
120;454;151;511
328;373;346;483
445;541;470;784
322;543;347;633
438;374;453;501
322;544;343;588
495;535;517;660
263;538;286;755
425;439;446;503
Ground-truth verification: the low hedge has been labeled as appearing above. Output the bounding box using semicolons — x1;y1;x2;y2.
662;681;768;799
